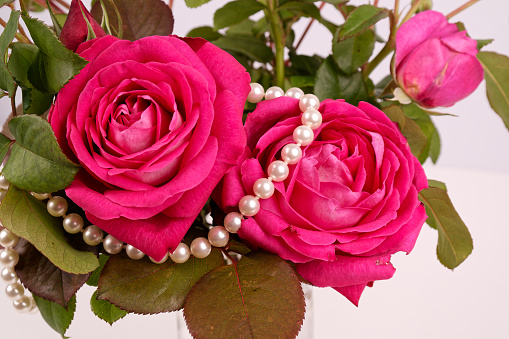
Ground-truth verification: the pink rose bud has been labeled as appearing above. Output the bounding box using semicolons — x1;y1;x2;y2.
394;10;483;108
60;0;106;51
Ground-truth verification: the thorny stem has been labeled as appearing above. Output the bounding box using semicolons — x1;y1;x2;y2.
446;0;480;19
394;0;400;19
295;2;326;51
363;12;397;77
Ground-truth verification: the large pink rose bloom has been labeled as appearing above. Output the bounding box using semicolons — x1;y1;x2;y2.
217;98;427;305
395;10;483;108
49;35;250;261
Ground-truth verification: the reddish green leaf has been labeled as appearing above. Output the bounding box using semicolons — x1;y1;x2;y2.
97;250;224;314
382;105;427;158
14;238;90;308
91;0;174;41
184;251;305;339
419;187;473;269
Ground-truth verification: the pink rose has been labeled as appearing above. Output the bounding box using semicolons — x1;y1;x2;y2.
217;98;427;305
395;10;483;108
49;35;250;260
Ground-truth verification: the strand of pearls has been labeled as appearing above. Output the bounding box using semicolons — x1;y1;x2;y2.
0;175;37;313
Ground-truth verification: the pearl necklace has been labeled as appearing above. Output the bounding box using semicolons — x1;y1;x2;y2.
0;83;323;313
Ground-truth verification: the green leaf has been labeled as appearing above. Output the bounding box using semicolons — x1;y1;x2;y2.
382;105;427;158
22;15;88;94
14;238;91;308
419;187;473;269
33;295;76;338
91;291;127;325
1;0;15;7
333;27;375;74
428;179;447;191
184;0;211;8
187;26;222;41
214;0;266;30
314;55;368;105
213;35;273;63
86;254;109;287
2;115;80;193
278;1;321;20
97;250;224;314
477;39;493;50
91;0;174;41
290;75;315;88
0;186;99;274
7;43;54;115
289;52;322;75
0;134;12;164
338;5;389;41
0;11;20;96
184;251;305;339
477;51;509;130
402;103;441;163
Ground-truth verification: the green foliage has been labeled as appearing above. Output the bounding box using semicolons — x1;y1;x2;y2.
8;43;55;115
333;27;375;74
184;251;305;339
0;11;20;96
97;250;224;314
33;295;76;338
15;238;91;308
0;134;11;164
2;115;79;193
22;14;88;94
419;187;473;269
477;51;509;130
382;105;427;158
86;254;109;287
314;56;369;105
184;0;212;8
91;291;128;325
278;1;321;20
187;26;222;41
338;5;389;41
214;0;266;30
213;35;273;63
0;186;99;274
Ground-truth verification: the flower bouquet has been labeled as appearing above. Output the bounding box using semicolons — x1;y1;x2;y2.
0;0;507;338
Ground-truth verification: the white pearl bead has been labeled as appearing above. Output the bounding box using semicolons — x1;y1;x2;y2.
267;160;289;182
169;243;191;264
238;195;260;216
224;212;243;233
247;83;265;103
125;245;145;260
285;87;304;99
62;213;84;234
265;86;284;100
281;143;303;165
0;175;10;190
13;295;32;313
5;282;24;300
82;225;103;246
0;248;19;268
293;125;314;146
301;108;322;130
150;252;169;264
103;235;123;255
253;178;275;199
208;226;229;248
190;237;212;259
47;196;68;217
299;94;320;111
1;267;18;284
31;192;51;200
0;229;19;248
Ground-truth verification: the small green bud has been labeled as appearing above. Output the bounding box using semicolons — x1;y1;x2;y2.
412;0;433;13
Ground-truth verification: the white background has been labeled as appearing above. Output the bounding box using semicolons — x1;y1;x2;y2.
1;0;508;338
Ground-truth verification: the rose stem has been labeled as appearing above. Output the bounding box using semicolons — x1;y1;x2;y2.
264;0;285;88
374;0;379;6
295;2;326;51
0;17;31;44
394;0;399;18
446;0;480;19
